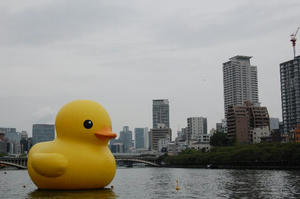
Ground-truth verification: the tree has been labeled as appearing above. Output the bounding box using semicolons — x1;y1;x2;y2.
210;132;231;146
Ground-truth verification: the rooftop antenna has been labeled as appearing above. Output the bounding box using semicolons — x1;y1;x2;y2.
290;27;300;59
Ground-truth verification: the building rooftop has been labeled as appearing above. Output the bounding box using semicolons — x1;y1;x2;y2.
280;55;300;65
229;55;252;61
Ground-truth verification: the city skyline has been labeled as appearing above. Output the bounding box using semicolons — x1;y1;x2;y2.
0;1;299;136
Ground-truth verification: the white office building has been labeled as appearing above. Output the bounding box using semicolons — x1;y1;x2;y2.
187;117;207;140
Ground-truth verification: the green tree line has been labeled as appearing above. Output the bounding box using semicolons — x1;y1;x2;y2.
164;143;300;167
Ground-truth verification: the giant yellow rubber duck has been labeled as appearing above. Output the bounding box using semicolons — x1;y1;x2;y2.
28;100;117;190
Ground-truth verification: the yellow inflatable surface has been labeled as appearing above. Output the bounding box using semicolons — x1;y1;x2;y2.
28;100;117;190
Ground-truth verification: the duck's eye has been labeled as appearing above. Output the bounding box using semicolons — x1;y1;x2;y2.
83;120;93;129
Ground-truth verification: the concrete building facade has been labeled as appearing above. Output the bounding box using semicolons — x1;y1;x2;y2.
270;118;280;130
32;124;55;145
152;99;169;129
187;117;207;140
216;122;225;133
280;56;300;134
251;126;271;144
227;101;269;144
134;128;148;149
223;55;259;117
149;127;172;151
110;142;125;153
0;133;7;154
119;126;133;153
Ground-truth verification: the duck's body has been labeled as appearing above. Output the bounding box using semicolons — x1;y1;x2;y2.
27;100;117;190
28;139;116;189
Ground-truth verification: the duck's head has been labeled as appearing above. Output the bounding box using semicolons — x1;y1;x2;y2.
55;100;117;144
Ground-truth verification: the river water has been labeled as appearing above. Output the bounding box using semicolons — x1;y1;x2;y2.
1;168;300;199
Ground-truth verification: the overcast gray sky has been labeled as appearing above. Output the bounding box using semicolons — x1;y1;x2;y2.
0;0;299;138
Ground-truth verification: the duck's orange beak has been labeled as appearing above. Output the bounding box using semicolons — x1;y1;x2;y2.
94;127;117;139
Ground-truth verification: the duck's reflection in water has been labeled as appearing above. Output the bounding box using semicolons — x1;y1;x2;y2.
28;188;117;199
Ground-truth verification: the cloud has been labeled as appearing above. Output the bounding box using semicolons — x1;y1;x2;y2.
151;1;300;48
0;0;137;46
32;106;56;124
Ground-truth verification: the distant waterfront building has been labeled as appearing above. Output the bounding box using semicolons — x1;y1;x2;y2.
149;125;172;151
152;99;169;128
270;118;280;131
0;128;17;134
32;124;55;145
20;131;28;139
119;126;133;153
110;142;125;153
167;142;177;155
189;141;210;151
175;128;188;145
5;130;20;144
158;137;169;152
27;137;33;150
181;127;189;143
134;128;148;149
20;138;28;154
279;121;284;135
251;126;271;144
280;56;300;134
19;131;29;154
227;101;270;144
144;128;149;150
187;117;207;140
0;128;22;154
198;134;210;143
0;133;7;154
223;55;259;117
294;125;300;143
216;122;225;133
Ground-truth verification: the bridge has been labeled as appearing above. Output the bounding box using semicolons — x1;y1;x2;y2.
0;157;27;169
0;153;162;169
114;153;161;167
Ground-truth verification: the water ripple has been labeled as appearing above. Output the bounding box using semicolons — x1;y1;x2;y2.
1;168;300;198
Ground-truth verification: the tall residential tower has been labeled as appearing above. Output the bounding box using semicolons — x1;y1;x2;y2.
32;124;55;145
223;55;259;117
280;56;300;133
152;99;169;128
187;117;207;140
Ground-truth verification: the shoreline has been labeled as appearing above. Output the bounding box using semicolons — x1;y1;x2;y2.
163;164;300;170
2;165;300;170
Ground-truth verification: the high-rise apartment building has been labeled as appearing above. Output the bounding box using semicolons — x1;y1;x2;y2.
269;118;280;131
32;124;55;145
152;99;169;128
0;127;22;154
134;128;148;149
227;101;269;144
144;128;149;150
223;55;259;117
187;117;207;140
0;128;17;134
149;127;172;151
280;56;300;133
119;126;133;152
216;123;225;133
0;133;7;154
